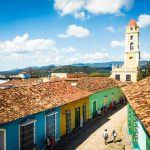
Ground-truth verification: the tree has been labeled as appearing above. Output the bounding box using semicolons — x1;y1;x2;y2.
146;61;150;76
137;68;146;81
137;61;150;81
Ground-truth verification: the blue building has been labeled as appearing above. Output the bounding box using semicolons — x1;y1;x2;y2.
0;108;60;150
0;81;69;150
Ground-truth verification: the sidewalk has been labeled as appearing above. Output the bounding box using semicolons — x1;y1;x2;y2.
122;121;133;150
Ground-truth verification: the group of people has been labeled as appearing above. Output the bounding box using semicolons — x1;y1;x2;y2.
45;136;55;149
93;101;118;118
103;129;117;145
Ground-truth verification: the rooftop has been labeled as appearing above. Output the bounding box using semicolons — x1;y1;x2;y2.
77;77;118;93
122;77;150;135
1;78;41;87
0;81;90;124
128;19;137;27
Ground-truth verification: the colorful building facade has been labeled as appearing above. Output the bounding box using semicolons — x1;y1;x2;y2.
0;107;60;150
77;77;124;118
60;97;89;136
0;80;90;150
122;77;150;150
128;104;150;150
89;87;123;118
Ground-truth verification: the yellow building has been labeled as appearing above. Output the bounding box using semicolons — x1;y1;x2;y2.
60;96;89;136
111;19;140;83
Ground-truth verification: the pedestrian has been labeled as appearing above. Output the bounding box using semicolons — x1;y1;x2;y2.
112;129;117;142
45;136;50;149
103;129;109;145
98;108;101;117
80;116;83;127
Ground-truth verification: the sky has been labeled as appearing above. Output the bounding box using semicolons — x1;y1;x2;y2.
0;0;150;71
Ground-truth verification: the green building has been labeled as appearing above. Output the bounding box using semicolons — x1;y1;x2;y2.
77;77;124;118
123;77;150;150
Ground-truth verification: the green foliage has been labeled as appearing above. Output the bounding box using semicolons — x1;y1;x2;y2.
137;61;150;81
146;61;150;76
89;72;110;77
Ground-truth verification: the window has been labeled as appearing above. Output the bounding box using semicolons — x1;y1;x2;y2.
130;27;133;30
130;35;133;40
83;104;87;123
46;113;56;140
20;120;36;150
115;74;120;81
0;129;6;150
126;75;131;81
130;43;134;50
129;56;133;60
66;111;71;134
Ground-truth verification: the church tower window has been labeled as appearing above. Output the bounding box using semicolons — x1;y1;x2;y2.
130;35;133;40
130;43;134;50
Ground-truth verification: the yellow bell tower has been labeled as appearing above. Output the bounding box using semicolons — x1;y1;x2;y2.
124;19;140;68
111;19;140;83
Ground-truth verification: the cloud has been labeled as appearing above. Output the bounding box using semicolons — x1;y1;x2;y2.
138;14;150;28
0;33;55;54
54;0;85;16
106;26;115;33
110;40;125;48
0;33;78;70
65;52;109;64
54;0;134;19
58;24;90;38
61;46;76;52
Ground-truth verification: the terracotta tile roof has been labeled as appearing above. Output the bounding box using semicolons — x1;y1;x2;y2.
63;78;81;81
128;19;137;27
1;78;41;87
0;81;91;124
77;77;118;93
122;77;150;135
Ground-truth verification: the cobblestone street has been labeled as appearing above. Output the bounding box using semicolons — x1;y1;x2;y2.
54;104;127;150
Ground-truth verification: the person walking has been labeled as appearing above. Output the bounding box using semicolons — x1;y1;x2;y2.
112;129;117;142
103;129;109;145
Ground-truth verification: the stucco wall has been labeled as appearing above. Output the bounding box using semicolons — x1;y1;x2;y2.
89;87;123;118
138;120;146;150
0;107;60;150
60;97;89;136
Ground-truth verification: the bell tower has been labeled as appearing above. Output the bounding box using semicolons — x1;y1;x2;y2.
124;19;140;68
111;19;140;83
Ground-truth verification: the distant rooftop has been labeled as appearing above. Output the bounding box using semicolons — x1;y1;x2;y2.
122;77;150;135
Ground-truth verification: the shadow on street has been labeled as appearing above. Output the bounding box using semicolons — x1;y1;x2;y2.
52;103;126;150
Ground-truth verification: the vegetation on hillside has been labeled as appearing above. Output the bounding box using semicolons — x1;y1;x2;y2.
137;61;150;81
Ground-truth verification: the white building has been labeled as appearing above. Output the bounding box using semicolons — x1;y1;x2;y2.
111;19;140;83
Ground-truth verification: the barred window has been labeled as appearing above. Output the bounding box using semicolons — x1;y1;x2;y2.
20;122;35;150
46;113;56;139
66;111;71;134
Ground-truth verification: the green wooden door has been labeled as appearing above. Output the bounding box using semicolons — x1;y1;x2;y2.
75;107;80;127
93;101;96;116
